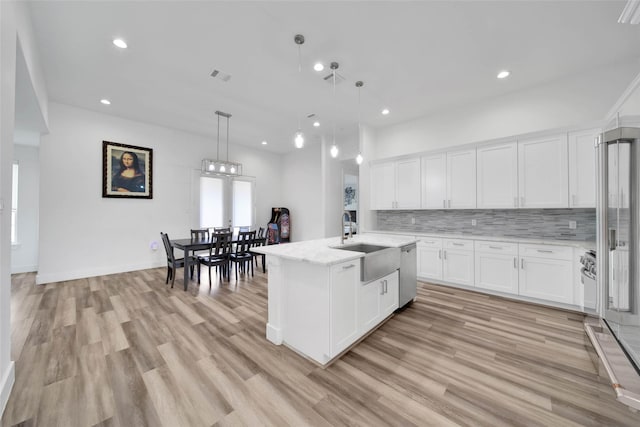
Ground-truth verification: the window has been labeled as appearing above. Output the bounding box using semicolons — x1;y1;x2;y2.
11;163;18;244
199;175;255;230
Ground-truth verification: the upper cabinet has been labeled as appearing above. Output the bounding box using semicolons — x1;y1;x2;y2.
421;154;446;209
477;142;518;209
370;158;421;210
422;149;476;209
447;149;476;209
568;129;598;208
518;134;569;208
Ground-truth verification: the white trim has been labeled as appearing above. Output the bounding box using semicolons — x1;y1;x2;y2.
0;362;15;419
606;70;640;121
35;261;165;285
11;265;37;274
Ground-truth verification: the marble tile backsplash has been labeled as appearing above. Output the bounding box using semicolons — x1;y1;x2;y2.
376;209;596;241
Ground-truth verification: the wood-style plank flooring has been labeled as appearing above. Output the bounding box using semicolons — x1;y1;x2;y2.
3;266;640;426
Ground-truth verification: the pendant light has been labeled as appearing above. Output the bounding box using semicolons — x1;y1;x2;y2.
355;81;364;165
330;61;339;158
294;34;305;149
201;110;242;176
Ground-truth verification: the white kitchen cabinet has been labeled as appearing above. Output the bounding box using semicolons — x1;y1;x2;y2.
568;129;598;208
518;134;569;208
421;154;447;209
442;239;474;286
379;271;399;318
358;270;399;333
370;158;420;210
477;142;518;209
474;241;519;294
446;149;476;209
330;261;361;356
417;238;443;280
518;243;573;304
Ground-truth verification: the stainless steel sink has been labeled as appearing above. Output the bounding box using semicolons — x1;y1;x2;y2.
333;243;400;281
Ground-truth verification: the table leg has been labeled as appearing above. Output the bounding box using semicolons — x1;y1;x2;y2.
183;248;189;291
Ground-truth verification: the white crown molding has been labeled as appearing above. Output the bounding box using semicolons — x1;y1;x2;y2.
619;0;640;24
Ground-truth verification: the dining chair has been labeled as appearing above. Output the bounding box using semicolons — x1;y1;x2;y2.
160;232;198;288
213;227;231;232
198;231;232;286
229;230;256;279
249;227;267;273
190;228;211;260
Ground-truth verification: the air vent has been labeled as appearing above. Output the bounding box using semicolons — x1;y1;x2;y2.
306;113;316;118
210;69;232;82
323;72;346;85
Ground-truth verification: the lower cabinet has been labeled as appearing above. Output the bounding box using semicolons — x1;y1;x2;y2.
330;261;360;356
518;244;574;304
358;270;399;333
474;241;519;294
417;236;577;308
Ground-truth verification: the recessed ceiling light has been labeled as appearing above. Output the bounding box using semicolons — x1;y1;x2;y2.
113;39;128;49
314;62;324;72
313;121;320;127
381;108;390;115
261;141;267;145
497;70;510;79
100;99;111;105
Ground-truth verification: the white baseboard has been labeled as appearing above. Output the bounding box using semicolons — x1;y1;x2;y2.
10;265;37;274
35;261;165;285
0;361;15;419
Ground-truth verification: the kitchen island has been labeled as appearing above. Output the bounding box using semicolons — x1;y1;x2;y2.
252;233;417;366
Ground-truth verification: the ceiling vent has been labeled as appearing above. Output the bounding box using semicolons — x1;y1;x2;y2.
210;69;232;82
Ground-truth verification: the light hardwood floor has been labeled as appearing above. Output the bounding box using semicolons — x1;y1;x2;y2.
2;267;640;426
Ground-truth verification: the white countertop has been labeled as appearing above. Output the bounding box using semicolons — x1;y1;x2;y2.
367;230;596;250
252;233;418;266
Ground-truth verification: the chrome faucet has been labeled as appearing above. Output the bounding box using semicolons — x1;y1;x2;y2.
341;210;353;244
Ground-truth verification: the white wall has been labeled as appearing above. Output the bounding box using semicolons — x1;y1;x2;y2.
281;143;323;242
375;59;640;159
11;145;38;273
37;102;282;284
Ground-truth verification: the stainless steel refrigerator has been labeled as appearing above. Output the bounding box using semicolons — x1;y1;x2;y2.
596;127;640;370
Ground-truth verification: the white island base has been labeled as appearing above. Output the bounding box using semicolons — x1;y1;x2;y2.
255;234;416;366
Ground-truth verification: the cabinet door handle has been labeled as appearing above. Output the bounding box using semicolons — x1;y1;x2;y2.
489;246;502;250
448;199;451;208
380;281;385;295
537;249;553;253
514;197;518;208
572;194;576;206
342;264;356;270
423;240;435;244
438;249;442;259
520;196;525;207
443;250;447;260
384;280;388;294
513;257;517;268
443;199;446;208
521;258;524;269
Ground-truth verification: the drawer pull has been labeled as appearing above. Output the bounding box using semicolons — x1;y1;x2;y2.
521;258;524;269
443;250;447;260
438;249;442;259
537;249;553;253
342;264;356;270
513;257;517;268
489;246;502;250
423;240;435;244
452;243;464;246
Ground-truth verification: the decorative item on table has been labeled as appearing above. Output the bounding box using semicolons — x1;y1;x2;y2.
102;140;153;199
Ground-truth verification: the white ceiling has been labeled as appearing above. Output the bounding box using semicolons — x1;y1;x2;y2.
26;0;640;153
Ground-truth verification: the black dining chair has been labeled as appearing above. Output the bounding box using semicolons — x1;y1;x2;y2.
190;228;211;260
229;230;256;279
198;231;232;286
249;227;267;273
213;227;231;233
160;232;198;288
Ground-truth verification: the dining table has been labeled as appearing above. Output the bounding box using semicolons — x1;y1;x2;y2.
170;237;212;291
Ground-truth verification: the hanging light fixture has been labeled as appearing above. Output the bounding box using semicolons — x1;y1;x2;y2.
201;110;242;176
294;34;305;149
355;80;364;165
330;61;339;158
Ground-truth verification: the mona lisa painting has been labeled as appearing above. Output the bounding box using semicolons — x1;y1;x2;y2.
102;141;153;199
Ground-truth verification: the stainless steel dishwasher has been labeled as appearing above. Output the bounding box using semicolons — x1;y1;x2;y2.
398;243;417;310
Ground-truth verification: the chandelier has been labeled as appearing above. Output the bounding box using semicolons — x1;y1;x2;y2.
201;110;242;176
